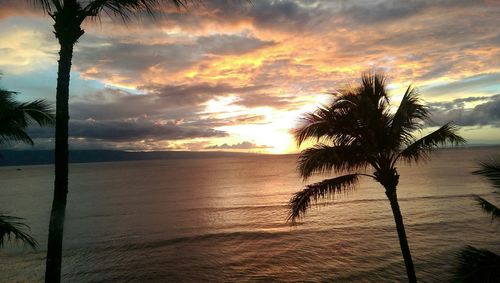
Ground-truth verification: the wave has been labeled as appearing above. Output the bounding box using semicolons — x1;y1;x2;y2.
173;193;491;214
80;211;486;254
86;230;293;253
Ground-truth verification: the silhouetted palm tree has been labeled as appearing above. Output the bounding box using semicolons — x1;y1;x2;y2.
29;1;202;281
452;158;500;282
0;87;54;249
473;159;500;219
454;246;500;282
288;72;465;283
0;214;38;249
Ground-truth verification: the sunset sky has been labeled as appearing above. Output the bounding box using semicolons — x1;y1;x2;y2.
0;0;499;153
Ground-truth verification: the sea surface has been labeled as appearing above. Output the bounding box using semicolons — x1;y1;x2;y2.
1;147;499;282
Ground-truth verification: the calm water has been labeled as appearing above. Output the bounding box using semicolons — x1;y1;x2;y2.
1;147;499;282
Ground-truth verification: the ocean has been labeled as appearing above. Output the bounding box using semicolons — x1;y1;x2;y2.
1;147;499;282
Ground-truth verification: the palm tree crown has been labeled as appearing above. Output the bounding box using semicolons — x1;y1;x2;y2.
289;73;464;221
34;0;190;44
0;88;54;145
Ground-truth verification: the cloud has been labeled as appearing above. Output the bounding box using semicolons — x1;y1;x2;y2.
0;1;39;20
70;87;202;121
234;93;294;108
205;141;271;150
234;114;267;123
73;33;273;84
167;0;333;34
140;82;270;107
336;0;478;25
2;0;500;151
197;33;275;55
69;83;273;122
421;73;500;98
29;118;227;142
26;83;279;149
71;119;227;141
428;94;500;127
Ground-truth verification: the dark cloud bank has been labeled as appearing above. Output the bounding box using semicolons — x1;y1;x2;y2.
428;94;500;127
205;141;271;150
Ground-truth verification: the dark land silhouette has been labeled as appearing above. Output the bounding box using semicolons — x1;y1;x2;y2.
0;150;260;166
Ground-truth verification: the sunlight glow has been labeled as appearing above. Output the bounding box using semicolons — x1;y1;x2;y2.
1;2;499;153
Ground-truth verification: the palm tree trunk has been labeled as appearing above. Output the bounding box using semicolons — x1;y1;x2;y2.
385;189;417;283
45;42;74;283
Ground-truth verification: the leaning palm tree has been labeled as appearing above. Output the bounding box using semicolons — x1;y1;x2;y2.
288;72;465;283
28;1;205;282
452;158;500;282
0;87;54;249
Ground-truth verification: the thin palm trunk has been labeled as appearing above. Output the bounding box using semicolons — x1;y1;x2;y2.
40;1;190;281
385;189;417;283
45;41;74;283
290;73;463;282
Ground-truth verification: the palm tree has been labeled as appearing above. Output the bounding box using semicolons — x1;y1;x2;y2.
0;87;54;249
0;214;38;249
454;246;500;282
288;72;465;283
473;159;500;219
28;1;209;282
453;158;500;282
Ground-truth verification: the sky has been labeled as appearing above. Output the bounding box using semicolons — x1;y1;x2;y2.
0;0;499;154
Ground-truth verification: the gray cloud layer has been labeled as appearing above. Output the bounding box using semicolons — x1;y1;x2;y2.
428;94;500;127
29;118;226;142
205;141;270;149
2;0;499;149
73;33;274;83
26;82;278;146
139;82;271;107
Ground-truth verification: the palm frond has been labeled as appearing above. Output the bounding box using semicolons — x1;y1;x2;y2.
0;127;34;145
357;72;390;116
0;88;18;105
473;159;500;190
288;174;359;223
31;0;57;12
294;107;333;147
18;100;55;127
298;144;369;179
294;99;356;147
361;72;389;102
0;88;54;145
474;195;500;220
453;245;500;283
399;123;465;164
83;0;190;20
0;214;38;249
390;85;429;146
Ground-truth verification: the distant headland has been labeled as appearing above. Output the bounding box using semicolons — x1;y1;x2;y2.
0;150;263;167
